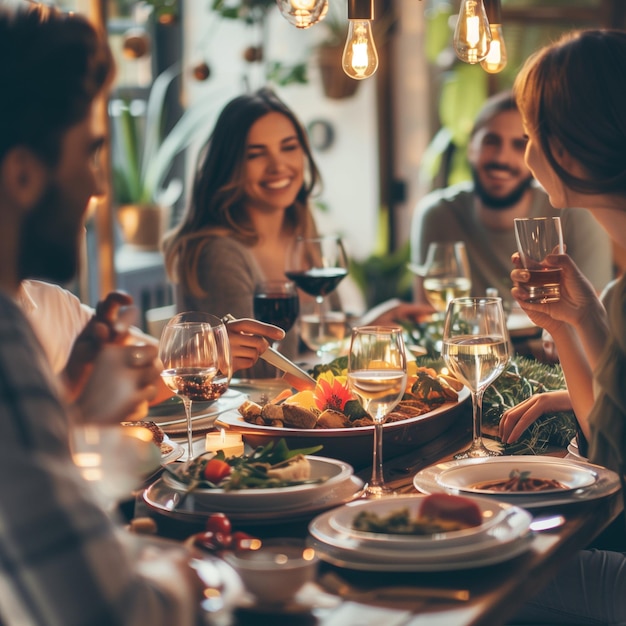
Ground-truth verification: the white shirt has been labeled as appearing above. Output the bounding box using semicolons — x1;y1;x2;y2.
18;280;93;374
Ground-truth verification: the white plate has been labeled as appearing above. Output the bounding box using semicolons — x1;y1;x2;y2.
161;455;354;512
143;474;364;524
327;495;510;548
148;389;246;427
218;387;469;436
414;456;621;508
435;457;597;495
160;436;184;464
309;496;531;562
567;437;587;461
309;534;534;572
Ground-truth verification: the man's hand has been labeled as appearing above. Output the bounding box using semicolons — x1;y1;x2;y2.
62;292;135;399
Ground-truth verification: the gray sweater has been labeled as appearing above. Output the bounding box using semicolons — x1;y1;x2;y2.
175;236;298;379
410;181;613;305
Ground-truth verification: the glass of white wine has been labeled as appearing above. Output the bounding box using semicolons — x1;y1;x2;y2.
442;297;510;459
410;242;472;314
159;312;231;461
347;326;407;498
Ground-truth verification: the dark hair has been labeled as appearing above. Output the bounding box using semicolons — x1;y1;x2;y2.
163;87;320;292
0;5;114;166
470;90;518;138
514;29;626;195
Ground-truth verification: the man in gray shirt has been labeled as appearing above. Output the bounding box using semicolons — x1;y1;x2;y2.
410;91;613;308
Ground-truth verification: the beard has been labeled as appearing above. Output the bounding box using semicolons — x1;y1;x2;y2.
18;181;82;283
471;166;534;211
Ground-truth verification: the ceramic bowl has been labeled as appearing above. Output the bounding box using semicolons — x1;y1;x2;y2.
222;539;318;604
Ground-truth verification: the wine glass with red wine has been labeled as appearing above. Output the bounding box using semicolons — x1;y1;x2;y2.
159;312;232;461
286;235;348;357
253;280;300;341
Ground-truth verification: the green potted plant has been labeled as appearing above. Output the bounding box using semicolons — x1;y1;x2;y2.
111;63;214;250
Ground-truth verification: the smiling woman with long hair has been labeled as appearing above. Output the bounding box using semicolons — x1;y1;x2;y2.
163;88;324;376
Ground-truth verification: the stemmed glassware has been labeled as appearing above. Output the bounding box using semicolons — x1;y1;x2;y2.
347;326;407;498
159;312;232;461
441;297;510;459
253;280;300;346
410;241;472;314
286;235;348;358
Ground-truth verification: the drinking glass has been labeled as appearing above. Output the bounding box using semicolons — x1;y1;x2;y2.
514;217;564;303
410;242;472;314
442;297;510;459
299;299;347;362
159;311;231;461
71;424;160;511
253;280;300;341
286;235;348;357
347;326;407;498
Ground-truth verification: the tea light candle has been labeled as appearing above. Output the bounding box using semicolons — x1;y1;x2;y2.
205;429;244;457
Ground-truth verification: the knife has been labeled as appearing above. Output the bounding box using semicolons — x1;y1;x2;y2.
222;314;317;389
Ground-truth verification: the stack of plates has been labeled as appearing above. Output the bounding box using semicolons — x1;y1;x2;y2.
308;495;533;572
143;456;364;524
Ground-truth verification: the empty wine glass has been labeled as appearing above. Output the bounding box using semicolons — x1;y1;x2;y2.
442;297;510;459
347;326;407;498
410;242;472;314
159;312;231;461
286;235;348;358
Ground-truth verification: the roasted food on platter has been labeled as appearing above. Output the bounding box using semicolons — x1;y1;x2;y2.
238;364;460;430
471;469;568;492
352;494;482;535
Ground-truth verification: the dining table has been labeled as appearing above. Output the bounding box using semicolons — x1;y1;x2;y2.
131;381;624;626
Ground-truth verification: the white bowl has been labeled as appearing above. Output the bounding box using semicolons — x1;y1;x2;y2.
222;539;318;604
163;455;354;512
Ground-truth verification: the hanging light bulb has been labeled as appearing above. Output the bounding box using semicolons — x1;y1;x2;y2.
453;0;491;64
276;0;327;30
342;0;378;80
480;0;507;73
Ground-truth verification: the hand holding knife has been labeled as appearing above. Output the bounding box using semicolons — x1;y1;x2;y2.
222;314;316;390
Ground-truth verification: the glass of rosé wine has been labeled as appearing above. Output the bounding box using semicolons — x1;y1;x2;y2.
159;312;232;460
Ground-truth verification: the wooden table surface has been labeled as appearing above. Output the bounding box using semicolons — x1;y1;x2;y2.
134;410;624;626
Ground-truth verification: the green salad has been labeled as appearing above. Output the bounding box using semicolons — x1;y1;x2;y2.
163;439;323;491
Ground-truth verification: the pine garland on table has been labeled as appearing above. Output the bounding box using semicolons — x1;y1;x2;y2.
414;355;578;456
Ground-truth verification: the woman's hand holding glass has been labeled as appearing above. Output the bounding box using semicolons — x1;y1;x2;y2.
347;326;407;498
511;252;606;334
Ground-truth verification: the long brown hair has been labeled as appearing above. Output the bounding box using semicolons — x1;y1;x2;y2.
514;29;626;196
163;88;321;295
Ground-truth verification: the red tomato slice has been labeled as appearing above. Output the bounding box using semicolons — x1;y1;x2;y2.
203;459;232;484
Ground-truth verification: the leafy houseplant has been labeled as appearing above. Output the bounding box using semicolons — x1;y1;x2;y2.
111;63;214;250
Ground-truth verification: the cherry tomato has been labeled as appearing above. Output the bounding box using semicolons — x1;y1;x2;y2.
204;512;232;537
202;459;231;484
